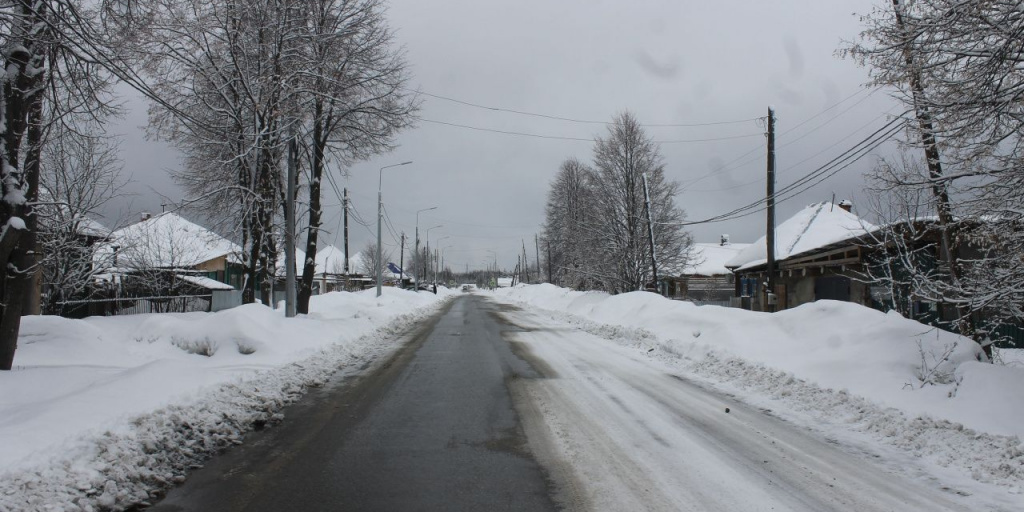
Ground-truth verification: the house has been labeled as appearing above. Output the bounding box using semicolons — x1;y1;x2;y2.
663;236;750;305
99;212;244;292
726;201;876;312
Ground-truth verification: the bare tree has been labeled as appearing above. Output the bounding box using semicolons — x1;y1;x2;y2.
846;0;1024;351
37;127;125;314
540;113;693;294
296;0;417;313
541;157;594;289
360;241;392;280
588;112;692;293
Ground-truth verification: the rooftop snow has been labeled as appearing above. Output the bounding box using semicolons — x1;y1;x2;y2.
177;274;235;290
726;202;876;271
685;242;752;276
100;212;240;269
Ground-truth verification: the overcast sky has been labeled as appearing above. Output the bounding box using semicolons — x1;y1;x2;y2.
110;0;901;271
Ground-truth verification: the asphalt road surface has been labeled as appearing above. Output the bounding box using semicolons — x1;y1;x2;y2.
150;294;975;511
150;294;560;512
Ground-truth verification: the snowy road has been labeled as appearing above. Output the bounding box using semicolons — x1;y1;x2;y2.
496;297;972;512
150;294;973;511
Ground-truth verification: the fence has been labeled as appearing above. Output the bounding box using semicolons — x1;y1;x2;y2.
55;294;213;318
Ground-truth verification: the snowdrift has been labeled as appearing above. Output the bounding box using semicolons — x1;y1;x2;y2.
494;284;1023;438
0;287;454;509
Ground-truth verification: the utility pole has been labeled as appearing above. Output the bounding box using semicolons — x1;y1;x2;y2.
547;240;553;285
343;188;350;274
399;232;405;288
284;135;297;318
766;107;777;313
521;240;529;283
535;234;541;283
641;172;658;293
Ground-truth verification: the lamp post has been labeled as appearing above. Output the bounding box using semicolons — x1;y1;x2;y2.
434;236;450;285
414;206;437;291
377;161;412;297
440;244;454;286
424;225;442;288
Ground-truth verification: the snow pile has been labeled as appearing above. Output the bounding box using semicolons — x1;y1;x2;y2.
491;284;1024;487
0;288;454;510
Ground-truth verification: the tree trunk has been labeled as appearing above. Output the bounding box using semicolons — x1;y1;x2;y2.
299;108;326;314
0;1;48;370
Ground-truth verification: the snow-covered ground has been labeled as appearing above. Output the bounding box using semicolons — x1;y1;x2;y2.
0;287;454;511
490;284;1024;510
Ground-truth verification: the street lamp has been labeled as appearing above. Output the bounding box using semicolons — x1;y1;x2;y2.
414;206;437;291
424;225;442;288
440;244;454;286
434;236;450;285
377;161;412;297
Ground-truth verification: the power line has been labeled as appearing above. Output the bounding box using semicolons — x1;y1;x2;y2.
675;116;906;226
408;88;762;127
687;108;901;193
678;89;878;191
420;118;763;143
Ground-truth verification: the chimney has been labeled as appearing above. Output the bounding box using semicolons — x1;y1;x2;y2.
838;200;853;213
141;212;152;222
720;234;730;246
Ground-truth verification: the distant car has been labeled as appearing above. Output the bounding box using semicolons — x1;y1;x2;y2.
462;285;471;292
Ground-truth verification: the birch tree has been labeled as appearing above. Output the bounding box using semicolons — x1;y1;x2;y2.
541;157;594;289
589;112;691;293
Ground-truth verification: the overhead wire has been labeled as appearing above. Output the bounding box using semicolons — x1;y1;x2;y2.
673;115;907;226
407;87;762;127
419;118;764;143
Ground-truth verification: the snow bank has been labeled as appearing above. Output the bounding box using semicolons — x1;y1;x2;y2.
491;284;1024;487
0;287;454;510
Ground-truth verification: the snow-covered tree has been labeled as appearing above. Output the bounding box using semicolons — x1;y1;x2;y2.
296;0;417;314
588;112;692;293
541;112;693;294
542;157;594;289
37;128;124;315
846;0;1024;351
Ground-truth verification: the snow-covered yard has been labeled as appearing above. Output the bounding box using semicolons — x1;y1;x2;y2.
490;284;1024;508
0;288;454;510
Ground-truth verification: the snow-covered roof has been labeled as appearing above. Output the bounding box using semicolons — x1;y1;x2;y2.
726;202;876;271
315;245;347;274
177;274;235;290
76;218;110;238
101;212;241;270
685;242;752;276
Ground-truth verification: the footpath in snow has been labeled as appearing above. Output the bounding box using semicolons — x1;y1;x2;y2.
0;287;454;511
489;284;1024;506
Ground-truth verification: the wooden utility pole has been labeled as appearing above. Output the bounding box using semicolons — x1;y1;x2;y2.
766;107;777;312
641;172;658;292
547;240;553;285
399;232;405;287
343;188;350;274
535;234;541;283
521;240;529;283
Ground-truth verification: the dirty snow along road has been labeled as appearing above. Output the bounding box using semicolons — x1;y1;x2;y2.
494;299;971;511
147;293;976;511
